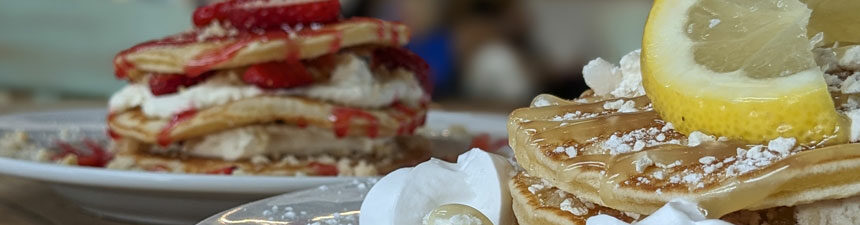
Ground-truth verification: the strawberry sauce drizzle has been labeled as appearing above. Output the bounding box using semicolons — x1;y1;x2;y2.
53;139;113;167
106;112;120;140
206;166;237;175
157;108;198;147
300;28;343;54
308;162;338;176
115;18;397;78
391;102;426;135
331;107;379;138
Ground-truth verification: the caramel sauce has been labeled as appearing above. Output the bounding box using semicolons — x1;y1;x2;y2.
510;93;860;218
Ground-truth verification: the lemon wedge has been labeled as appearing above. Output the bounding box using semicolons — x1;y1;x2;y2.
642;0;849;145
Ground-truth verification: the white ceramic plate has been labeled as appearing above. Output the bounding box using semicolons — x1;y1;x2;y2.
0;109;508;225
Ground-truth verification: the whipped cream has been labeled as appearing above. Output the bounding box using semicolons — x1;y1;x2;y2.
181;125;393;161
109;72;263;119
582;49;645;98
296;54;426;108
109;54;426;119
360;149;514;225
586;199;732;225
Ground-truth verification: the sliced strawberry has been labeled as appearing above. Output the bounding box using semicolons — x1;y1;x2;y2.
308;162;338;176
372;47;433;95
206;166;237;175
52;140;113;167
148;72;213;96
193;0;341;31
242;61;314;89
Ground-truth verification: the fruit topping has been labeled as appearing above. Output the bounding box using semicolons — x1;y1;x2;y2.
372;47;433;95
148;72;214;96
242;60;315;89
193;0;341;31
308;162;339;176
206;166;238;175
53;139;113;167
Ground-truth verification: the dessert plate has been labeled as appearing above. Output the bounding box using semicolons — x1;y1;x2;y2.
0;109;508;225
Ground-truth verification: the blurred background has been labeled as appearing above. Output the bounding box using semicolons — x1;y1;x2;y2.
0;0;651;113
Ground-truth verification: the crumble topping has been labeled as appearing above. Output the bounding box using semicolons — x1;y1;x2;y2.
582;49;645;98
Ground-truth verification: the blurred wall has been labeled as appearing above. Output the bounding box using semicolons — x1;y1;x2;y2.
0;0;194;98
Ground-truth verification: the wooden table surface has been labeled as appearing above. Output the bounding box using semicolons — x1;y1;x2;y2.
0;176;132;225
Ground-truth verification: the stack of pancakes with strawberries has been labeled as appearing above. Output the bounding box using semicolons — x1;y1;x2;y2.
105;0;432;176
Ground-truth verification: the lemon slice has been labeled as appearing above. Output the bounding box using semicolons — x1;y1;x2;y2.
642;0;849;145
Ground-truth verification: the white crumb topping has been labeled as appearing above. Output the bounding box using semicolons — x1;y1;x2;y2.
840;46;860;71
841;73;860;94
687;131;715;147
767;137;796;155
551;111;601;121
698;156;716;165
582;58;623;96
582;49;645;98
662;122;674;132
633;155;654;173
564;146;578;158
560;199;588;216
603;100;638;113
850;109;860;142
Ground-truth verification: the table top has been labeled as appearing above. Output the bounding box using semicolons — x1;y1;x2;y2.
0;175;132;225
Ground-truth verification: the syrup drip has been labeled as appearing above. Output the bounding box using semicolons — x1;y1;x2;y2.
330;107;379;138
157;108;198;147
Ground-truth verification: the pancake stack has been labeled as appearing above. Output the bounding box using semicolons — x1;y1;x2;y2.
105;0;431;176
507;51;860;225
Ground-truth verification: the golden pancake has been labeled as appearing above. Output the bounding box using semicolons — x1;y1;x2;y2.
109;95;426;145
509;172;797;225
509;93;860;217
107;136;430;176
115;18;409;80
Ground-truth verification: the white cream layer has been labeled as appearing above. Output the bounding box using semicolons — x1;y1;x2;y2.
109;54;426;119
182;125;393;161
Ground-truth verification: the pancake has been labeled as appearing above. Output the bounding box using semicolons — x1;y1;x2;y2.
109;95;426;145
115;18;409;81
509;172;798;225
509;92;860;217
107;135;430;176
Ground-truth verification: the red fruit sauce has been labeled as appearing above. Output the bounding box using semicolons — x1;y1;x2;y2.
330;107;379;138
308;162;338;176
157;108;199;147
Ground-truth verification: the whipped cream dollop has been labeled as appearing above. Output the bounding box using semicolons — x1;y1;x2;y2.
360;149;515;225
109;54;426;119
582;49;645;98
586;199;732;225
